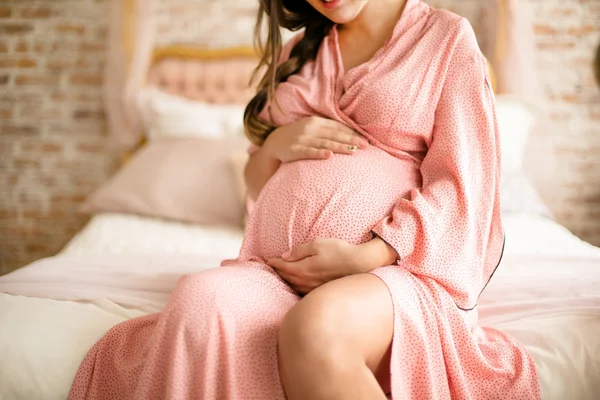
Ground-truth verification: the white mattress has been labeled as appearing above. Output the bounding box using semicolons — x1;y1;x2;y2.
60;213;245;258
1;212;599;400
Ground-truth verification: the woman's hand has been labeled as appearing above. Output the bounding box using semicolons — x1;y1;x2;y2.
267;237;399;294
264;116;369;163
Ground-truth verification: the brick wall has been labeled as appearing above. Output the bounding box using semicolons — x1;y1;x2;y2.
0;0;117;274
1;0;599;275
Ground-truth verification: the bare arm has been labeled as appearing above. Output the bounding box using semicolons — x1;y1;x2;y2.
244;143;281;202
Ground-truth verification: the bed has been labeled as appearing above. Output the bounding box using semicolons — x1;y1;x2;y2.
1;212;599;399
2;2;600;399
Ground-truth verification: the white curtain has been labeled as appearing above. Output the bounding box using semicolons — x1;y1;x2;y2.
104;0;156;151
482;0;539;98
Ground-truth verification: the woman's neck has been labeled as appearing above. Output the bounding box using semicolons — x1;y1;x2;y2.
340;0;408;40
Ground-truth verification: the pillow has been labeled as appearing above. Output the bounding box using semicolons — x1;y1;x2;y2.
495;96;536;176
229;151;251;225
81;136;250;227
229;151;250;205
137;86;246;140
494;95;552;217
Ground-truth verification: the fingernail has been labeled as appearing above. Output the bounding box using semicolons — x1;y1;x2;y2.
359;139;369;148
325;150;333;158
282;251;291;259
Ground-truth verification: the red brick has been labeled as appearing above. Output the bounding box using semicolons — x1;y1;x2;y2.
47;58;89;70
534;25;558;35
0;58;37;68
95;26;108;40
75;93;99;101
0;75;8;85
56;24;85;35
19;7;55;18
25;241;57;252
555;146;600;156
77;142;105;153
49;91;66;101
2;174;19;185
0;7;11;18
14;159;41;168
537;42;576;50
51;194;86;203
0;42;7;53
15;75;58;86
567;25;598;36
37;176;58;186
14;41;28;52
0;23;34;35
0;109;12;119
569;161;600;173
7;225;49;237
0;140;11;152
22;210;66;219
561;94;584;103
73;109;105;120
54;160;86;169
0;124;39;135
33;42;58;53
0;210;17;219
550;7;577;17
79;42;105;52
21;141;63;153
70;176;100;187
69;74;103;85
19;107;63;119
570;57;593;67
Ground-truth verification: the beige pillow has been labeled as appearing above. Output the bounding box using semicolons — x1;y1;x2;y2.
81;137;249;227
228;151;252;225
228;151;250;204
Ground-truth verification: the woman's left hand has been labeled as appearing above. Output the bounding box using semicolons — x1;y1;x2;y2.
268;238;359;294
267;237;398;294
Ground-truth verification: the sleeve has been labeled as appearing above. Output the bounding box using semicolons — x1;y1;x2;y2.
370;19;505;310
246;34;305;216
258;32;305;124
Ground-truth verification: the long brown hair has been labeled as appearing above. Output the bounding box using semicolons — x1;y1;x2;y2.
244;0;334;145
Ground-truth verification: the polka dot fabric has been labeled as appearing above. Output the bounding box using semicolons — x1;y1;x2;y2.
69;1;540;399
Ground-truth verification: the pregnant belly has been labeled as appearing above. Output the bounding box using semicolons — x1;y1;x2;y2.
238;145;421;262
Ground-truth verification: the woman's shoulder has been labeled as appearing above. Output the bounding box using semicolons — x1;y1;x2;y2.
424;3;470;31
279;32;305;63
421;7;484;65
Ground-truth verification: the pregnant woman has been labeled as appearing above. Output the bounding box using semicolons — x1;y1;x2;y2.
70;0;540;398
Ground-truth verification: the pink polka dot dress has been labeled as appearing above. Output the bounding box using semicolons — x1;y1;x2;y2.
69;1;540;399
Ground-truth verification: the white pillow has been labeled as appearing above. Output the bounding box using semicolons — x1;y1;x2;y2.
495;96;536;176
136;86;246;140
495;96;552;218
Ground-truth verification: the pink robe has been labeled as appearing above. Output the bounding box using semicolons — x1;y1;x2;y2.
69;1;540;398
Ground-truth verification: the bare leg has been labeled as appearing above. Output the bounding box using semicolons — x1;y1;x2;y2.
278;274;393;400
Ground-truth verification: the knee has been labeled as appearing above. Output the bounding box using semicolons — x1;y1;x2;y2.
166;268;239;323
171;268;224;304
167;266;292;325
279;290;347;364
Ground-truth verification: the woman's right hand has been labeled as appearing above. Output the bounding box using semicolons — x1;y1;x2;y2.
263;116;369;163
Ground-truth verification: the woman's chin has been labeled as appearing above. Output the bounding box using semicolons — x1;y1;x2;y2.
317;0;367;24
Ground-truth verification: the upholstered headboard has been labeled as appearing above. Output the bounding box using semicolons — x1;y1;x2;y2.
146;46;259;104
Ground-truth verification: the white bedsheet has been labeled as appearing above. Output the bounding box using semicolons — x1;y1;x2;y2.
1;213;599;400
